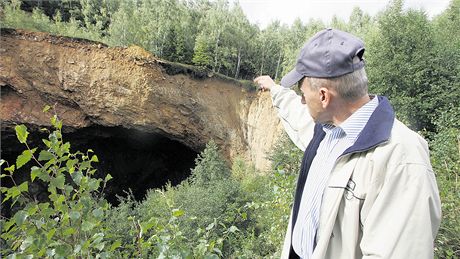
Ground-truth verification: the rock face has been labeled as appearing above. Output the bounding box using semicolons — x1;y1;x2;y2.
0;29;284;172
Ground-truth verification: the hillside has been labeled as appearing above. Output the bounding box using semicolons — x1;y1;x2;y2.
0;28;283;198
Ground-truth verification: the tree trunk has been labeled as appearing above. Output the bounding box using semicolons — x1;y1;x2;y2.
234;49;241;78
260;48;265;76
213;31;221;72
274;53;282;80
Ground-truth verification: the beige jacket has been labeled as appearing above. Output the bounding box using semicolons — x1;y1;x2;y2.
270;85;441;259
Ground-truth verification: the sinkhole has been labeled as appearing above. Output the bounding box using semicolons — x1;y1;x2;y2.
1;125;199;210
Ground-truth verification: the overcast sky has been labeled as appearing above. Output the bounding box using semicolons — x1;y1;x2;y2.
235;0;451;28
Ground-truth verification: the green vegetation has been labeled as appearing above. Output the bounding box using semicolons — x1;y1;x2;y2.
0;112;291;258
1;0;459;258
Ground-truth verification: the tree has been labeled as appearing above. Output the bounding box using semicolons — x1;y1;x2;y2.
366;0;440;131
280;18;324;81
192;0;236;74
348;6;373;38
190;140;230;186
255;20;287;79
227;3;254;78
107;0;141;47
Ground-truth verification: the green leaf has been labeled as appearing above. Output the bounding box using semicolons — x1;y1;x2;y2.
94;242;105;251
71;171;83;185
5;164;15;173
27;204;38;216
34;218;44;229
104;174;113;182
42;139;51;148
56;120;63;130
172;209;185;217
213;247;223;256
90;155;99;163
206;222;215;231
0;159;5;167
18;181;28;192
73;245;81;254
38;150;54;161
88;179;100;191
82;220;96;232
66;159;77;170
64;185;73;193
46;228;56;240
92;208;104;219
6;186;21;201
31;166;40;182
228;225;239;233
110;240;122;251
14;210;28;226
46;248;56;257
55;244;72;256
50;175;65;189
63;227;76;236
69;211;81;221
31;166;50;182
50;115;57;127
54;194;65;204
43;105;51;113
20;236;34;251
3;218;16;232
15;125;29;144
16;149;35;169
80;161;90;170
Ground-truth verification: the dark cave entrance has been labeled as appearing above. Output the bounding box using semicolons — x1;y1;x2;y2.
1;125;199;208
64;126;199;204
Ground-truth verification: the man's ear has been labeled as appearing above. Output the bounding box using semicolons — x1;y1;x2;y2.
319;87;330;108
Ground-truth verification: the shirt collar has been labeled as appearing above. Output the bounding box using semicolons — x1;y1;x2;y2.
338;96;379;144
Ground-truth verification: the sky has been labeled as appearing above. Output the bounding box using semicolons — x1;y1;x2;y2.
235;0;451;28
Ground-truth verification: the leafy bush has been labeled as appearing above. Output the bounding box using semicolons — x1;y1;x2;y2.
190;140;231;185
1;108;113;258
431;109;460;259
0;112;241;258
134;140;247;257
257;135;300;256
1;0;105;43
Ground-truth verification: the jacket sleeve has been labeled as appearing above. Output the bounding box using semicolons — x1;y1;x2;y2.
270;84;315;151
360;163;442;259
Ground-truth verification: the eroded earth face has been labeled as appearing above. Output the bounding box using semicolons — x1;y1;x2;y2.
0;29;283;211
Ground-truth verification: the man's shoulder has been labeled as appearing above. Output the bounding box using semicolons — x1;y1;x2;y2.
390;119;427;145
382;119;430;165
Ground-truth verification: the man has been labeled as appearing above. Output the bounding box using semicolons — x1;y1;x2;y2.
254;28;441;259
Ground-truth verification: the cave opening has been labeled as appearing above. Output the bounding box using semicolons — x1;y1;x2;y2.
1;125;199;208
63;126;199;204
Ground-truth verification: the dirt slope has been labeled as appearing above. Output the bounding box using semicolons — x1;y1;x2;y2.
0;29;283;171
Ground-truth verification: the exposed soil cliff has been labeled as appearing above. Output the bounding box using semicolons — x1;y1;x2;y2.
0;29;283;178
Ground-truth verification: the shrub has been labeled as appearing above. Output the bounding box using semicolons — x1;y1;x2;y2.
0;109;113;258
236;134;301;257
0;111;240;258
135;140;246;257
190;140;231;186
431;109;460;259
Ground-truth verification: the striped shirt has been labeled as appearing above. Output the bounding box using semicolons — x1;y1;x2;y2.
292;96;379;259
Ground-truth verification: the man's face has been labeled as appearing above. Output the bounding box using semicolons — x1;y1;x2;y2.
299;79;326;123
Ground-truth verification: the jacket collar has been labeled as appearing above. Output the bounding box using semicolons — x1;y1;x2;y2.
341;96;395;156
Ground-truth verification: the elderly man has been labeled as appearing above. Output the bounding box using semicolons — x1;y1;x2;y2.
254;28;441;259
